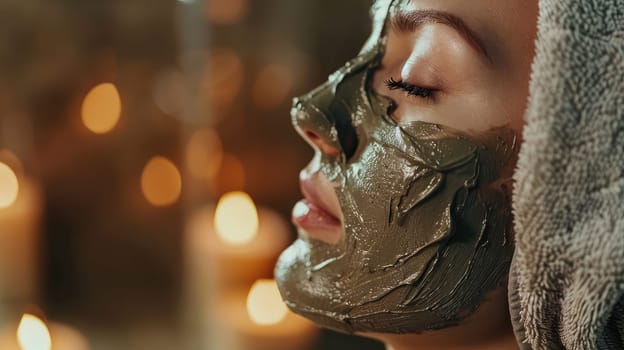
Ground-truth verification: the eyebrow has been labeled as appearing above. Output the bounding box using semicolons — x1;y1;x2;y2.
390;9;491;63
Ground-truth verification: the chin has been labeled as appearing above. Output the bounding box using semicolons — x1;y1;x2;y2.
276;237;512;334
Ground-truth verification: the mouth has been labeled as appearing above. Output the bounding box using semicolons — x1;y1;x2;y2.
292;170;343;245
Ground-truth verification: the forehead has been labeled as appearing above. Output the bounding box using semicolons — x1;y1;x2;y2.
375;0;536;67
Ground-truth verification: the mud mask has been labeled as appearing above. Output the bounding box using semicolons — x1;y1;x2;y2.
275;0;517;334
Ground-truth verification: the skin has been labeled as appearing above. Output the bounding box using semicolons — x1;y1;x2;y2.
368;2;538;348
276;0;537;349
372;0;537;135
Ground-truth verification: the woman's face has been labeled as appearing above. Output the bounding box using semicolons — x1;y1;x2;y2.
276;0;537;334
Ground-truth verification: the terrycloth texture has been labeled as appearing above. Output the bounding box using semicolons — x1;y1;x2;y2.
509;0;624;350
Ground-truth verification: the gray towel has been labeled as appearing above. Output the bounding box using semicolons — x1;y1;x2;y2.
509;0;624;349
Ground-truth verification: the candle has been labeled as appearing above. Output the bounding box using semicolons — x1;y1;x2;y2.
0;313;89;350
219;279;319;350
185;192;291;288
0;161;42;306
184;192;292;349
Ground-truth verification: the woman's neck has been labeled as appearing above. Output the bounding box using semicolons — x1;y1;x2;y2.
362;286;519;350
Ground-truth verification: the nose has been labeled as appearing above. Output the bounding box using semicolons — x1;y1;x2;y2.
302;129;340;158
291;83;358;160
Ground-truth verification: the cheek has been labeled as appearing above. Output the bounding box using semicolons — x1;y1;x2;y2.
497;72;531;134
390;90;515;133
450;91;517;132
478;79;528;134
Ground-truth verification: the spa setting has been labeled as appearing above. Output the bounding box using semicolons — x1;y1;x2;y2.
0;0;622;349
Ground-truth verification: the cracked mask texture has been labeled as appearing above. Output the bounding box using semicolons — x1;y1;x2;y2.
276;0;516;334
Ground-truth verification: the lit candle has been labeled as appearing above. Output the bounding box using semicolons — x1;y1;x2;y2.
184;192;293;349
0;160;42;305
0;313;89;350
185;191;291;288
219;279;319;350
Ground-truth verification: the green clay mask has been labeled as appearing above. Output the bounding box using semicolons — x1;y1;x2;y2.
275;0;517;334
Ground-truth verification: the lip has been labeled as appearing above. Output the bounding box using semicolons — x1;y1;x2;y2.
292;171;343;244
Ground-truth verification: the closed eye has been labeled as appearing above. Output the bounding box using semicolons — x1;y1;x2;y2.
385;77;438;100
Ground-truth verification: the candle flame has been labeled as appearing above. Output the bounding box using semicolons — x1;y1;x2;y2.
141;156;182;207
246;279;289;326
17;314;51;350
214;191;258;245
81;82;122;134
0;162;19;209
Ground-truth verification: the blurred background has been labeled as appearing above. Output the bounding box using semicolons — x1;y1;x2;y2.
0;0;384;349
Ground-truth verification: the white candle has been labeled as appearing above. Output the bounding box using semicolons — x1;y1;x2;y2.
186;192;291;288
219;279;319;350
184;192;292;349
0;314;89;350
0;162;42;305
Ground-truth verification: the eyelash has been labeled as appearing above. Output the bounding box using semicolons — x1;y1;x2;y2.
384;77;437;100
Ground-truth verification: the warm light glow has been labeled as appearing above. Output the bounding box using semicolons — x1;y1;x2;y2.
214;191;258;245
252;64;295;110
246;279;289;326
17;314;51;350
0;162;19;209
205;0;248;25
215;154;246;193
0;149;23;175
152;70;186;118
141;156;182;207
81;82;122;134
201;49;243;113
186;128;223;180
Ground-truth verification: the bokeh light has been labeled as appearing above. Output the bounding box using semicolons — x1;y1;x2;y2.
186;128;223;181
214;191;259;245
0;149;24;177
140;156;182;207
252;64;295;110
17;314;52;350
204;0;248;25
81;83;122;134
246;279;289;326
201;48;243;114
0;162;19;209
152;70;187;118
